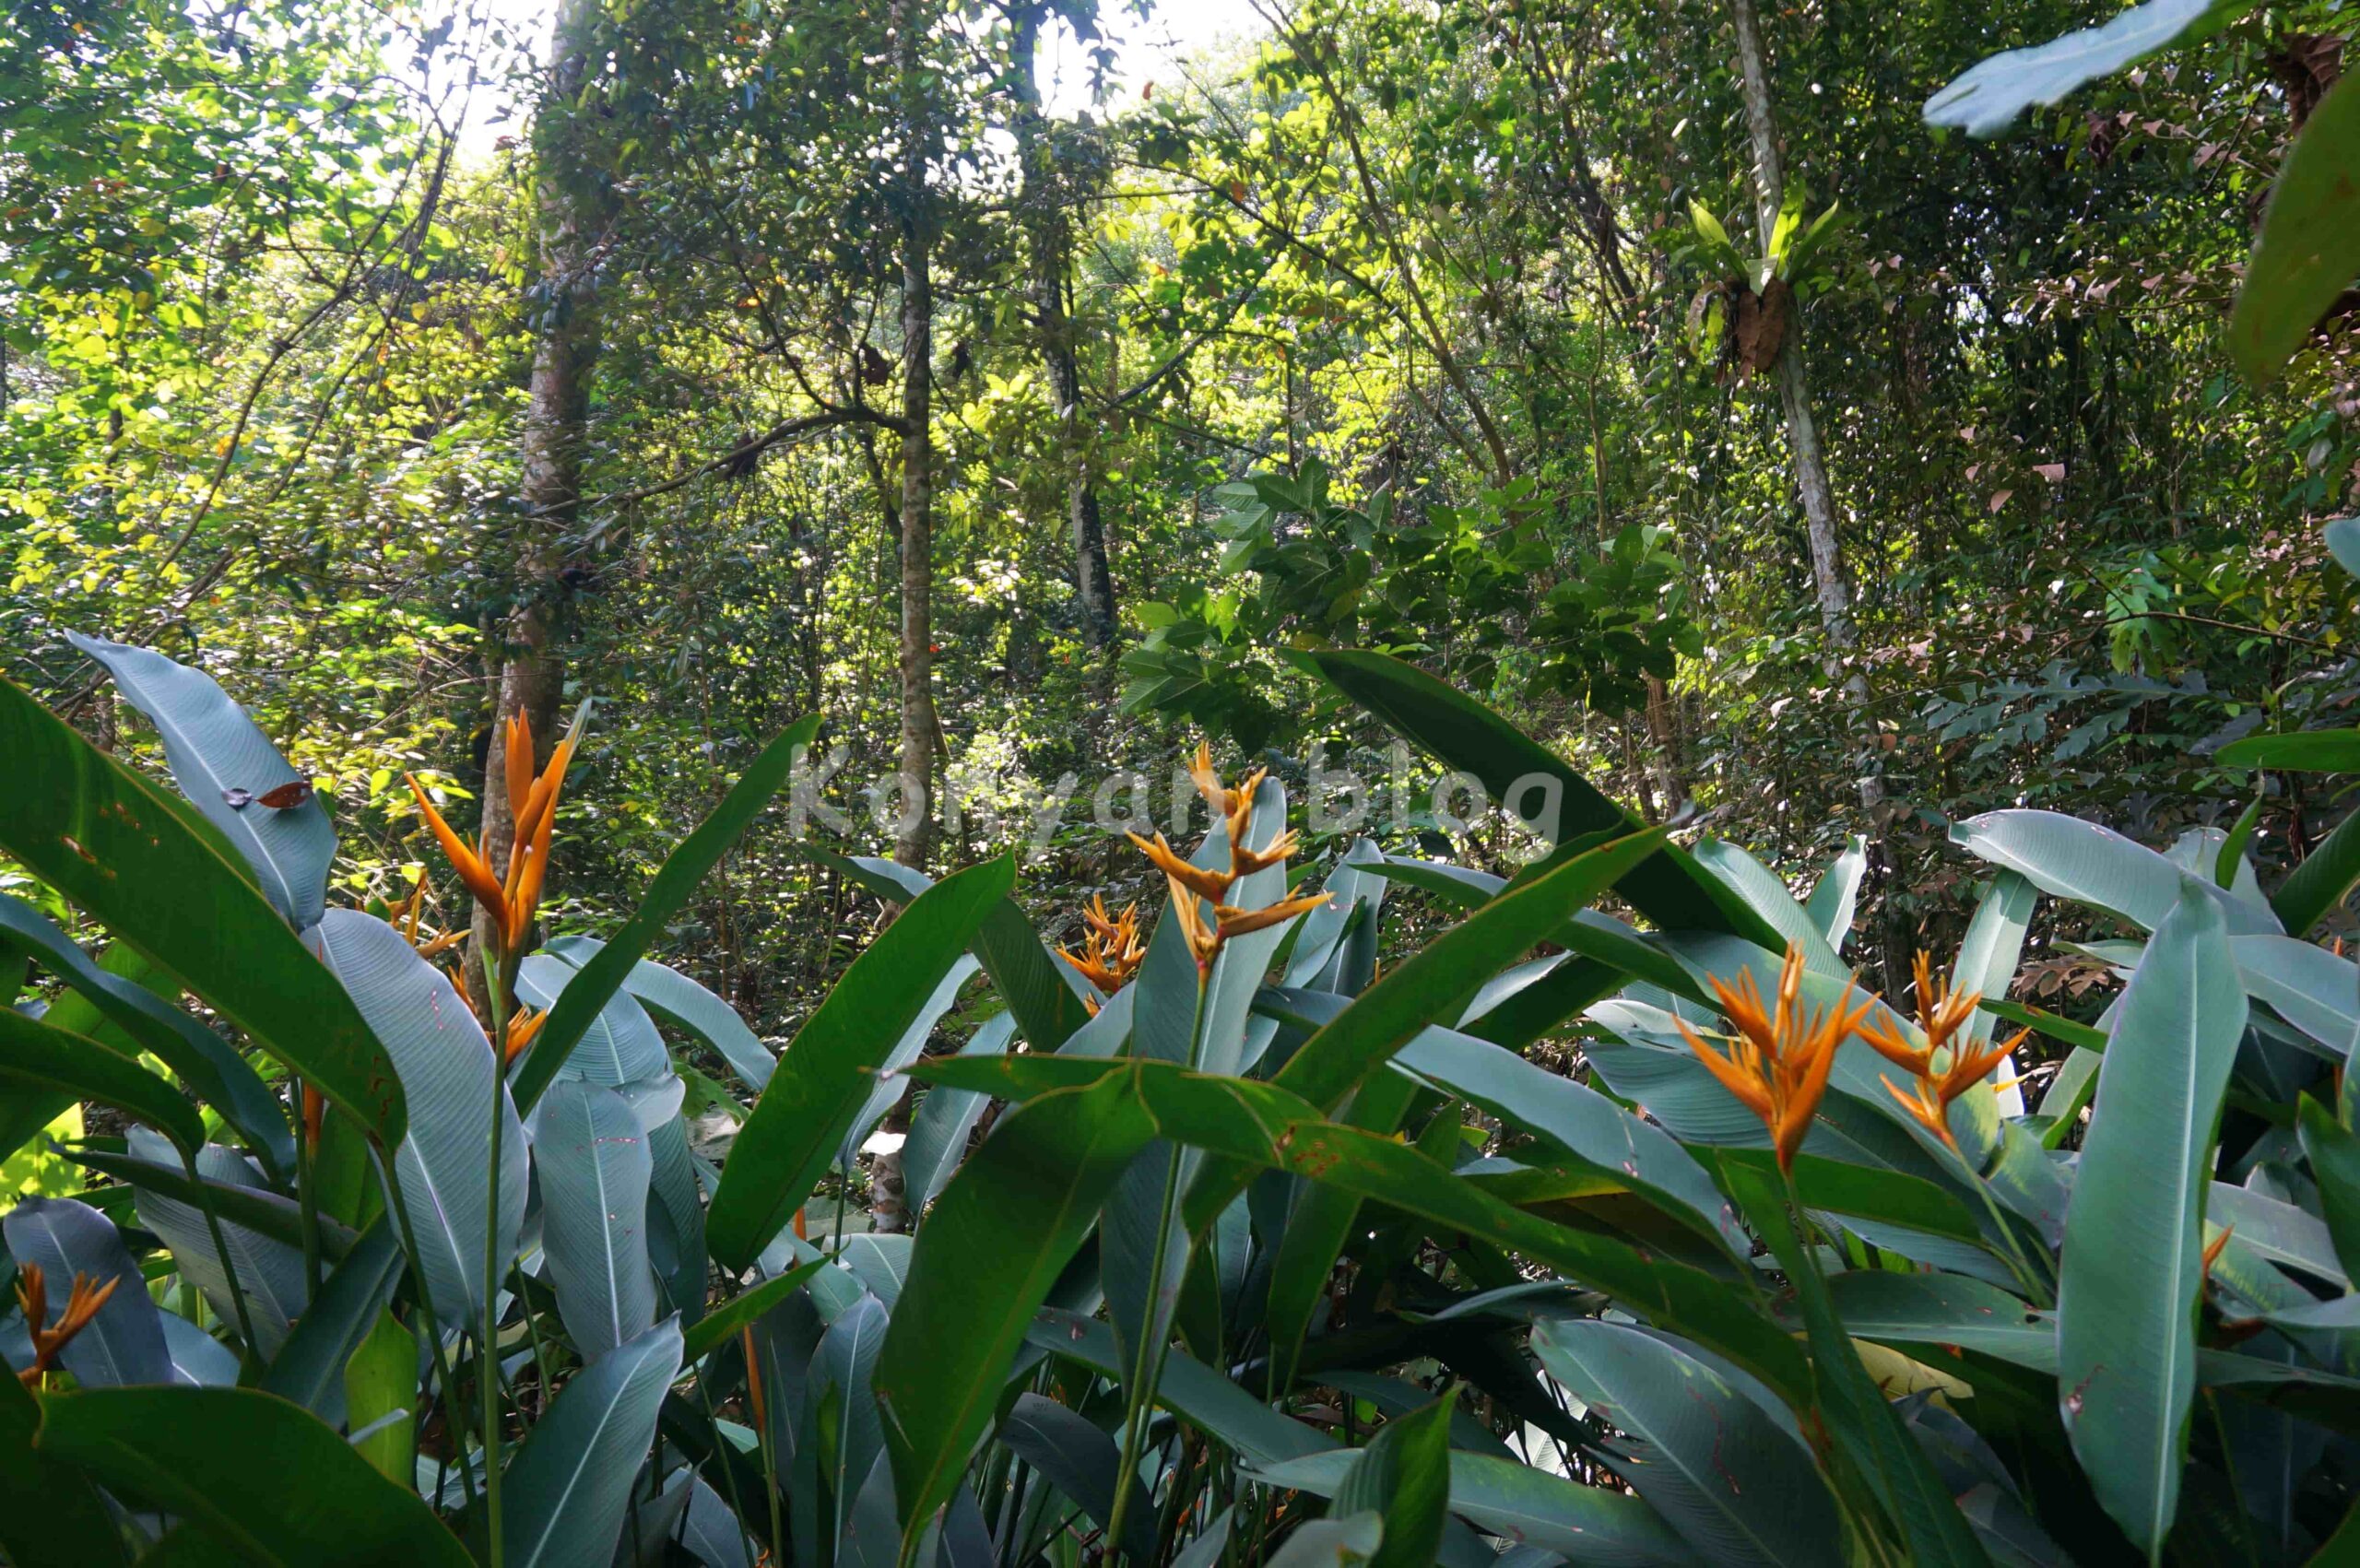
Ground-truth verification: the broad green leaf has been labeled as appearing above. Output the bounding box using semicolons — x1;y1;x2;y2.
124;1127;308;1359
544;937;773;1091
876;1071;1159;1548
1805;835;1867;953
804;849;1094;1054
1304;650;1782;944
1263;1067;1421;1397
2225;934;2360;1053
999;1393;1159;1562
501;1314;683;1568
678;1257;826;1365
1953;872;2037;1123
1714;1154;1991;1566
1249;1448;1696;1565
1694;838;1844;974
2296;1095;2360;1280
834;955;979;1166
1026;1306;1333;1466
514;714;819;1109
345;1308;416;1484
2231;73;2360;383
2216;728;2360;773
2;1197;171;1388
35;1385;468;1566
1329;1386;1455;1568
67;633;336;931
1950;809;2277;935
0;1367;127;1567
0;677;405;1144
0;893;290;1177
2206;1180;2348;1289
2272;801;2360;935
1532;1319;1839;1567
1922;0;2244;138
532;1079;657;1357
914;1055;1814;1403
817;1294;890;1541
57;1143;353;1258
2058;885;2247;1558
901;1013;1014;1214
0;1008;205;1154
1817;1270;2054;1369
307;909;525;1331
515;954;668;1088
261;1219;405;1420
706;853;1014;1271
1267;826;1670;1116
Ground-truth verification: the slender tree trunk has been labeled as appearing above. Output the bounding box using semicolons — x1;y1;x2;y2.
891;0;942;876
1729;0;1855;657
473;0;602;979
1009;6;1116;651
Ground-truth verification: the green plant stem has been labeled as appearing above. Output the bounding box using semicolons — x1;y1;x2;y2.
381;1159;480;1512
183;1150;262;1360
479;943;510;1567
1104;965;1211;1558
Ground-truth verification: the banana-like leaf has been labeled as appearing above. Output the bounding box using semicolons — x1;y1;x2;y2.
1922;0;2242;137
157;1312;240;1386
647;1114;705;1322
680;1474;757;1568
66;634;336;931
1951;809;2278;935
1804;835;1867;953
815;1292;890;1536
1694;838;1845;974
0;1363;127;1567
677;1257;825;1366
706;854;1014;1271
805;848;1094;1054
0;676;406;1144
544;937;774;1091
2224;934;2360;1055
2273;801;2360;936
1953;872;2037;1123
999;1393;1160;1562
0;1008;205;1154
501;1314;684;1568
345;1308;416;1483
124;1126;308;1360
1303;649;1782;944
837;1234;912;1308
1027;1306;1331;1465
833;954;979;1166
1329;1386;1454;1568
876;1071;1161;1546
516;954;669;1088
1265;1514;1384;1568
901;1013;1015;1214
2058;885;2248;1557
2207;1179;2349;1289
0;893;290;1177
2297;1095;2360;1280
514;715;817;1108
1532;1319;1839;1567
61;1144;354;1258
532;1079;657;1358
36;1385;468;1565
1;1197;171;1388
2230;73;2360;383
1249;1448;1696;1566
307;909;526;1330
260;1218;405;1421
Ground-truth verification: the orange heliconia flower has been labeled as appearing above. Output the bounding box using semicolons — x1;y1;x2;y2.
503;1006;549;1065
1860;950;2024;1150
1057;896;1147;995
13;1264;123;1387
406;708;584;953
1136;742;1328;978
1673;944;1873;1172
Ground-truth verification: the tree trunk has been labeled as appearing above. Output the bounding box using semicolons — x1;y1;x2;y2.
1009;6;1117;651
474;0;602;982
891;0;942;876
1728;0;1855;657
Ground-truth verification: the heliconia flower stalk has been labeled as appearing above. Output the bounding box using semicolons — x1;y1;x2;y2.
1673;943;1871;1172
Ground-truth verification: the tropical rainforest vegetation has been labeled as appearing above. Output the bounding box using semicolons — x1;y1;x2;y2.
6;0;2360;1560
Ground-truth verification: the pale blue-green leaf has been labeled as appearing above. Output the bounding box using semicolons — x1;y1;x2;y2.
1922;0;2239;137
307;910;526;1331
1693;838;1843;975
1;1197;170;1387
834;955;979;1166
517;954;669;1088
545;937;773;1092
1803;836;1866;954
901;1014;1015;1212
1950;810;2277;935
67;632;336;930
502;1314;684;1568
124;1126;308;1359
532;1080;657;1358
